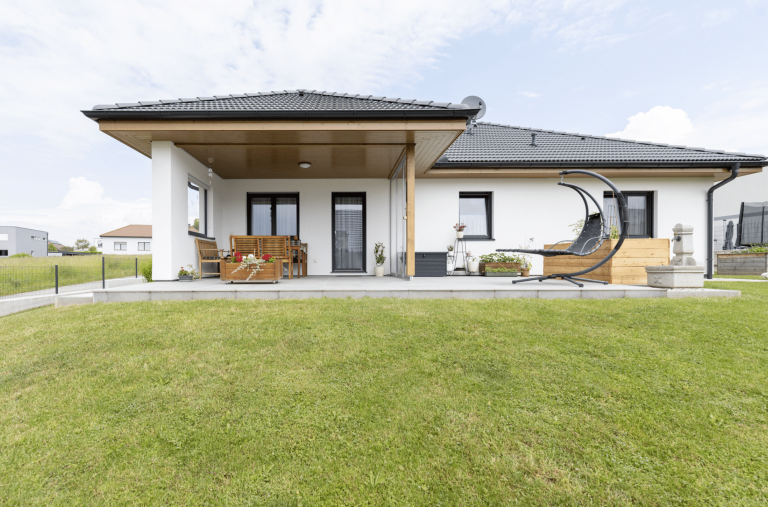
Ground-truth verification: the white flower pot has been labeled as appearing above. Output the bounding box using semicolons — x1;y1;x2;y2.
456;231;464;238
374;265;385;277
467;260;480;273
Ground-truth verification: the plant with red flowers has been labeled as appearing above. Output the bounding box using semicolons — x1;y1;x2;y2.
262;254;276;263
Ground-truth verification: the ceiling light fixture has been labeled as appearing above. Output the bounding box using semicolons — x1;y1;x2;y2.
298;161;311;169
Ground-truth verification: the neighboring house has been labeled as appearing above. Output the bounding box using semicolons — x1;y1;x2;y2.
0;226;49;257
82;90;768;281
100;225;152;255
48;239;65;251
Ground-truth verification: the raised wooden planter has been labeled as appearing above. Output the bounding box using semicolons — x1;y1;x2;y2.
543;238;669;285
220;260;281;283
717;252;768;276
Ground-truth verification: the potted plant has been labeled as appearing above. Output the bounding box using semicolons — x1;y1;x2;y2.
178;264;199;281
478;253;521;274
454;223;467;239
374;242;386;276
485;267;519;277
467;255;480;274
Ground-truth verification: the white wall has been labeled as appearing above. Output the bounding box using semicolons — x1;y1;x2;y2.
150;140;714;279
415;177;711;275
219;179;390;275
100;237;152;255
152;142;222;280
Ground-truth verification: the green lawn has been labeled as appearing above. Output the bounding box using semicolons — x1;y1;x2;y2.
713;273;766;280
0;255;150;297
1;282;767;505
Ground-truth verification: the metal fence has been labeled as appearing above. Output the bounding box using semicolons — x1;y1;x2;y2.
0;257;141;300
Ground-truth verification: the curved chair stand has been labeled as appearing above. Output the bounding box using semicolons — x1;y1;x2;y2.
497;170;629;288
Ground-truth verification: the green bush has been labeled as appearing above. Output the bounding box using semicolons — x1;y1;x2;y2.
139;258;153;282
9;253;33;258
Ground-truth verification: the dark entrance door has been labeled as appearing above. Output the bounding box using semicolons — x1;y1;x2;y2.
332;192;366;272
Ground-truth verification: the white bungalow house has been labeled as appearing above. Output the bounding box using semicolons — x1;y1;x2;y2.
81;90;767;281
100;225;152;255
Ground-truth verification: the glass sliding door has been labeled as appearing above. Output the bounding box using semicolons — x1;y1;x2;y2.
247;193;299;236
332;192;366;272
389;157;407;278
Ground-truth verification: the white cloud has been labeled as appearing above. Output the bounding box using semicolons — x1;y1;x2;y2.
519;91;541;98
606;106;696;145
702;9;736;27
607;99;768;156
0;177;151;245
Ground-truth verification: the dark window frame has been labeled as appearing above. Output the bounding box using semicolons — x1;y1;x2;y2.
604;191;654;239
331;192;367;273
246;192;301;237
459;191;494;240
0;250;7;257
188;182;212;239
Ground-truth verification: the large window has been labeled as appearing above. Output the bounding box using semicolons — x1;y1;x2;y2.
247;193;299;236
138;242;150;251
459;192;493;240
114;242;127;251
604;191;654;238
188;180;208;237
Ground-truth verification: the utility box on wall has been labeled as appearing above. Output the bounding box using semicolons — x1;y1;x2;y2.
415;252;447;277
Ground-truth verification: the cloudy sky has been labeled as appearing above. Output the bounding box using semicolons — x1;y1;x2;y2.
1;0;767;244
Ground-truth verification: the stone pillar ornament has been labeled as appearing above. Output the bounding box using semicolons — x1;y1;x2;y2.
645;223;705;288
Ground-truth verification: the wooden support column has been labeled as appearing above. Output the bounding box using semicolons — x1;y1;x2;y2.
406;144;416;276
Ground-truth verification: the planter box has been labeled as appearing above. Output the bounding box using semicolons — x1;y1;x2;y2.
717;252;768;276
485;271;520;277
543;238;669;285
221;260;281;282
179;275;194;282
479;262;521;275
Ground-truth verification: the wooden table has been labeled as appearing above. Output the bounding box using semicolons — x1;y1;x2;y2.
290;243;308;278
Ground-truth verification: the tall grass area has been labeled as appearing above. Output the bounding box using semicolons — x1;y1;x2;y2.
0;255;151;297
0;282;766;505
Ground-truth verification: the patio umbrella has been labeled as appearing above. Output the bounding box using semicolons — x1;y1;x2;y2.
724;220;735;250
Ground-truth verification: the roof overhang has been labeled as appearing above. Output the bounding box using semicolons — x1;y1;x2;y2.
97;119;469;178
82;109;478;122
426;164;763;180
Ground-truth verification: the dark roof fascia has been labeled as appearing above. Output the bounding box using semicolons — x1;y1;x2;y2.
431;160;768;169
81;108;480;122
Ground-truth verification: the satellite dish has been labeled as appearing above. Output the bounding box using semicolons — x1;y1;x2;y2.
462;95;486;120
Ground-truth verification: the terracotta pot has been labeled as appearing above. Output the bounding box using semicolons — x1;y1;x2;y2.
521;268;530;277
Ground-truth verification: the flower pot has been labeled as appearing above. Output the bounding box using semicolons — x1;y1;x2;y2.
521;268;530;277
456;231;464;238
467;259;480;273
179;275;194;282
374;265;385;277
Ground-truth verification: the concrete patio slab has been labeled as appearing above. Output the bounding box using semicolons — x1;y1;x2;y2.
90;275;740;303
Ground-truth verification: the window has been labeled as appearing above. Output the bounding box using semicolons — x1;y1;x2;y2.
247;193;299;236
0;250;7;256
604;191;654;238
114;242;127;251
188;180;208;237
459;192;493;240
0;234;8;241
138;242;151;251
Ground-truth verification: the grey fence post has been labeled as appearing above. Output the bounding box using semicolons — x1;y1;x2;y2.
102;257;105;289
135;258;138;278
55;265;58;294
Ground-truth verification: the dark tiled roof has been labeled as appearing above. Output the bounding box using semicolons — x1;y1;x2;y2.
434;122;767;168
83;90;477;121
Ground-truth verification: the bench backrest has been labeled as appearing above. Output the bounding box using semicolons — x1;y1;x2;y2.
260;236;289;258
195;238;221;260
231;236;261;257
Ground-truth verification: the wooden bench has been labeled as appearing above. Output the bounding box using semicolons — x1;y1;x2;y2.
195;238;228;277
230;235;294;279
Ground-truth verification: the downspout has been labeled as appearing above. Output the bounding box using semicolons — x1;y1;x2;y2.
706;163;739;279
